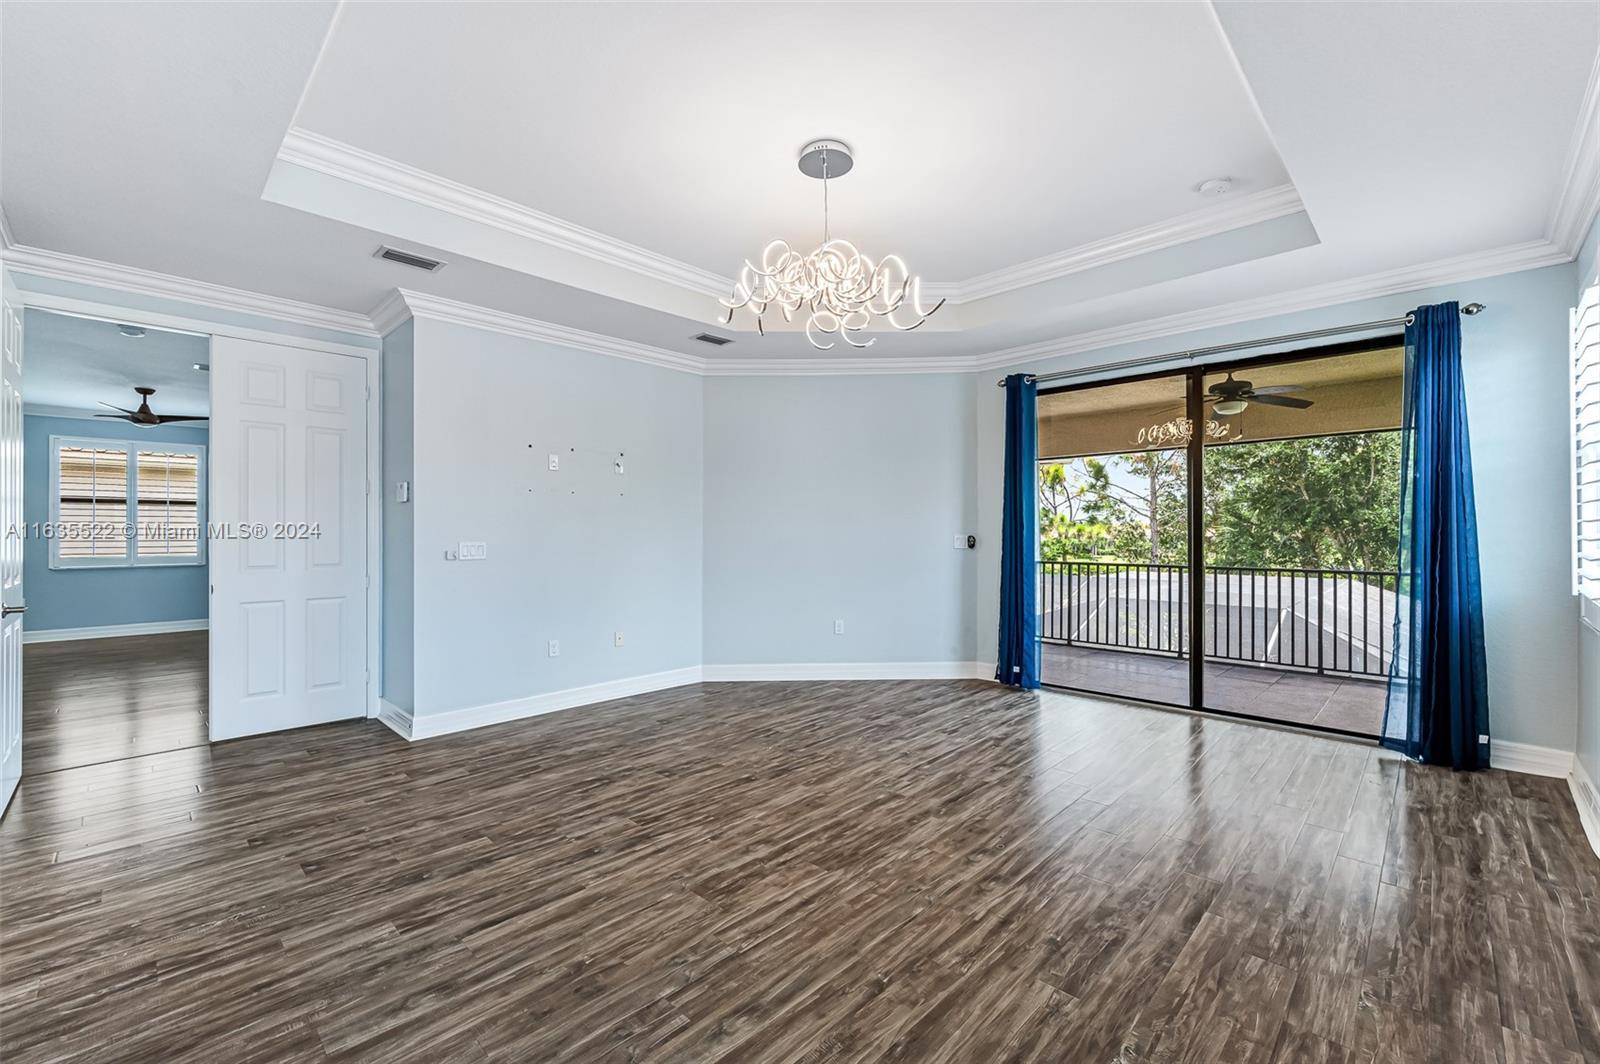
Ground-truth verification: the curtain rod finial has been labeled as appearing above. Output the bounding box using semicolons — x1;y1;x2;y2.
1462;302;1485;315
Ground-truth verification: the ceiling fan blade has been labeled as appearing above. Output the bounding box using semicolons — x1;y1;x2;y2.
1249;394;1314;409
156;415;209;424
98;401;138;415
1248;385;1306;396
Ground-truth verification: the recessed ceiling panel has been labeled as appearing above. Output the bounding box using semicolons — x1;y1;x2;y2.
294;1;1293;281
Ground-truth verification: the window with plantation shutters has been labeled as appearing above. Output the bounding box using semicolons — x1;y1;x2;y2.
1574;266;1600;627
55;444;129;562
49;436;206;569
136;450;200;557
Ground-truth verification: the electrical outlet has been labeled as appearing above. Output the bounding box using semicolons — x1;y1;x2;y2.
548;453;560;471
833;619;844;635
614;631;625;647
547;639;560;657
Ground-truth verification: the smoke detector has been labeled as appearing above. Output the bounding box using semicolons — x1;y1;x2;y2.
1197;178;1233;196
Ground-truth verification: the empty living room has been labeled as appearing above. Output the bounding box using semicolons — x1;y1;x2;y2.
3;2;1600;1062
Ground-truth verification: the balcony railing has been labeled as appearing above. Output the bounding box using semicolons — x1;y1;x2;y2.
1039;560;1400;679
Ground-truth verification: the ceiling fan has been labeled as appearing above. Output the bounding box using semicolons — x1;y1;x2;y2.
96;387;208;426
1206;373;1313;416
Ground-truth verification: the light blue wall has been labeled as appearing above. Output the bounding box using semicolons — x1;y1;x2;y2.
1575;213;1600;788
405;317;704;716
23;414;209;632
380;320;415;712
703;373;977;665
974;261;1581;752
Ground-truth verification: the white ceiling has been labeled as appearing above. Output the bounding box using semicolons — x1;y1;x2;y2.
24;309;211;417
296;2;1291;281
1;2;1596;364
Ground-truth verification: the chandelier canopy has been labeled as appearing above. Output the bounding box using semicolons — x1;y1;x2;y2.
721;140;944;350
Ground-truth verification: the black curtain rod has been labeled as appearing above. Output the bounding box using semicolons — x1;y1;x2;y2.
995;302;1486;387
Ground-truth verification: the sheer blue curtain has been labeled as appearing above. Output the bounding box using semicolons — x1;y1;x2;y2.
1382;302;1489;768
997;374;1040;688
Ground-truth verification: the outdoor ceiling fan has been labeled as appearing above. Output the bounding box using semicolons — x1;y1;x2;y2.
1206;373;1313;416
96;387;208;426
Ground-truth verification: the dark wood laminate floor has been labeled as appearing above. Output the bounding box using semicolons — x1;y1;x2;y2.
22;631;209;774
2;680;1597;1063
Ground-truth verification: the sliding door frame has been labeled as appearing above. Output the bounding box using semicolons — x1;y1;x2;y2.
1036;332;1403;740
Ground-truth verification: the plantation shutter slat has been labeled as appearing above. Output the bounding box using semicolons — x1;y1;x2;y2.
1575;270;1600;607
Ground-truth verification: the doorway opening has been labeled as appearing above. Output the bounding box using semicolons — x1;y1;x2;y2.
1036;337;1404;739
21;309;211;774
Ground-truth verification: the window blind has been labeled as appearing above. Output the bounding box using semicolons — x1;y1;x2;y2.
1574;266;1600;620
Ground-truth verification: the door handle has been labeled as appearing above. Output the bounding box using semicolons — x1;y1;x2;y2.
2;603;25;616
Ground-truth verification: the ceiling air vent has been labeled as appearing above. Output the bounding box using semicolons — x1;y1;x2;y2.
692;332;734;346
374;245;446;272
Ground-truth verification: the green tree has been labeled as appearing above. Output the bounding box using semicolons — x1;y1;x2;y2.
1038;431;1401;572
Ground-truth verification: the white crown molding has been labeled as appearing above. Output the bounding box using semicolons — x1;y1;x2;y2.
369;289;412;336
279;128;732;300
24;402;134;422
0;206;15;255
0;238;379;338
1548;46;1600;256
929;184;1306;304
972;238;1572;371
386;288;710;375
700;355;977;377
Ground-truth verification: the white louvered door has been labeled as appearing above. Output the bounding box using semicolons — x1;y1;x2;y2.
209;336;368;740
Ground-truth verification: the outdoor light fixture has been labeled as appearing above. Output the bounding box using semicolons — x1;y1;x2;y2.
721;140;944;350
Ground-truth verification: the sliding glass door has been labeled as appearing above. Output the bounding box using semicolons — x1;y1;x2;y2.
1037;339;1404;738
1037;372;1191;706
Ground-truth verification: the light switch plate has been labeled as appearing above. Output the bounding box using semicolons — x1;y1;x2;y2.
548;640;560;657
459;541;487;561
833;619;844;635
614;631;625;647
548;453;560;471
396;480;410;503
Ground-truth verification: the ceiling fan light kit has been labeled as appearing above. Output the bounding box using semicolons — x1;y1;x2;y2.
721;139;944;351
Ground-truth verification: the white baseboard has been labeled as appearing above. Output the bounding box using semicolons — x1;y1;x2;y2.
702;661;990;682
376;698;415;741
23;618;209;644
1492;740;1576;779
1570;757;1600;860
406;666;704;741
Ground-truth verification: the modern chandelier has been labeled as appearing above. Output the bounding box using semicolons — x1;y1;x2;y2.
721;140;944;350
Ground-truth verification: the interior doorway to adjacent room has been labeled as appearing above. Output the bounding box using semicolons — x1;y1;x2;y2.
21;309;211;773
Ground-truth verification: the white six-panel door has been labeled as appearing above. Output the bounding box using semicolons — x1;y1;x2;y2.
0;273;24;814
209;336;368;741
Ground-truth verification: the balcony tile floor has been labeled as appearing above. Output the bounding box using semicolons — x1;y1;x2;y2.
1042;642;1385;736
